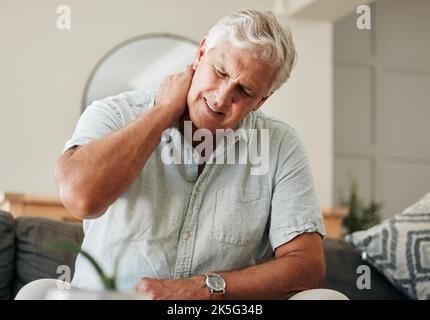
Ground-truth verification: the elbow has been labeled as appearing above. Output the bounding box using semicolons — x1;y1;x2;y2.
306;255;326;290
59;186;106;220
55;158;106;220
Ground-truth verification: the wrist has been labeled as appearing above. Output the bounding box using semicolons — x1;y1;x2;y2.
190;275;211;300
151;105;176;127
153;102;184;127
202;273;226;300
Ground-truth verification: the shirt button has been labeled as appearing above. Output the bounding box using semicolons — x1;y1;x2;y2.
183;231;191;240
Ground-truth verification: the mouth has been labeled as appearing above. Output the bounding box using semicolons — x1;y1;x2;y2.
204;98;224;117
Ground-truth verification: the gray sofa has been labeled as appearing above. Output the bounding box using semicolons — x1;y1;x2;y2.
0;210;407;300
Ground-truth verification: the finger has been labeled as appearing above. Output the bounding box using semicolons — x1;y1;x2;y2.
136;278;152;292
186;64;196;74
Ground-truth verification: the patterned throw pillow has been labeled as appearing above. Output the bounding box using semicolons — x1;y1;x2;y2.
346;192;430;300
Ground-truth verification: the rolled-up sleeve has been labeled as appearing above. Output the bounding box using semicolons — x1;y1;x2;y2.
63;99;123;153
269;129;325;250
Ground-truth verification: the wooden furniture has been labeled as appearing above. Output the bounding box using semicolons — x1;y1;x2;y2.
0;192;81;223
322;207;348;239
0;192;348;239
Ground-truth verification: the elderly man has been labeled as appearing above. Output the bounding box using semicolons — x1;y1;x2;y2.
16;10;347;300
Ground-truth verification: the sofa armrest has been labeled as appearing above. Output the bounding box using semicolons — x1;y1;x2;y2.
13;216;84;297
0;211;15;300
323;239;407;299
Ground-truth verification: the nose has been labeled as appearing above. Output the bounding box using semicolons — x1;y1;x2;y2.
214;82;236;110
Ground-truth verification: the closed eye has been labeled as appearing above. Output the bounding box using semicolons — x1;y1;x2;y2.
213;64;254;97
239;87;252;97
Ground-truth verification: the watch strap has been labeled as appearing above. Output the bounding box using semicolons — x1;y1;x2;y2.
204;273;225;300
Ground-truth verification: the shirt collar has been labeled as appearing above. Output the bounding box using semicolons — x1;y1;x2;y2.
161;111;256;144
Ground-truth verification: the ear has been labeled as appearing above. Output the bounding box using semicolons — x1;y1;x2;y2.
253;95;271;111
193;37;207;69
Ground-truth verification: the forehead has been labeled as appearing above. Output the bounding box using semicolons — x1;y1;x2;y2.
207;42;277;94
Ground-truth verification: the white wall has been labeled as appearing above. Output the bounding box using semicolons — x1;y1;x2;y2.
265;19;333;207
333;0;430;218
0;0;333;207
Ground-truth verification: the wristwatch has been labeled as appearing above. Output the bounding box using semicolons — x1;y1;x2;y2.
203;273;226;300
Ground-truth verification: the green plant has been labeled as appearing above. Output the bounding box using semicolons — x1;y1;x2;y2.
341;181;383;234
45;241;117;290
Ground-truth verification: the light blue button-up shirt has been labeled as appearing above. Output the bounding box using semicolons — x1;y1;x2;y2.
63;90;325;290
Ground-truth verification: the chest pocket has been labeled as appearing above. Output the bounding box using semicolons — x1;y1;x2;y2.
212;185;270;246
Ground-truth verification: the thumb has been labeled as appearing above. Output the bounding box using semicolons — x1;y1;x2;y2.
185;64;196;79
187;64;196;72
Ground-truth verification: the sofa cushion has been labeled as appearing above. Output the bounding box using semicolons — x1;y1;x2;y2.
323;239;407;299
13;216;84;297
0;211;15;300
346;192;430;300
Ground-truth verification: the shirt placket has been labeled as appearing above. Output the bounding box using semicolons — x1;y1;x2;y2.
173;164;210;279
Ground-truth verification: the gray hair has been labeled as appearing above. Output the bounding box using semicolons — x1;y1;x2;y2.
205;9;297;94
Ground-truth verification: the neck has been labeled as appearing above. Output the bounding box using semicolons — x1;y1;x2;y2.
178;108;215;150
178;108;192;135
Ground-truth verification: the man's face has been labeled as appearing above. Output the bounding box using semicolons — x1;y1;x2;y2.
186;39;277;133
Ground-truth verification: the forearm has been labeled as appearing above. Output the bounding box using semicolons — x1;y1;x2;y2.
55;106;175;218
135;234;325;300
214;253;324;300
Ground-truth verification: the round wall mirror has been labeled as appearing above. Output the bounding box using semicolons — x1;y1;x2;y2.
83;34;198;110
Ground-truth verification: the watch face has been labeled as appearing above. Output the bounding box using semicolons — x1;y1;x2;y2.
208;275;225;291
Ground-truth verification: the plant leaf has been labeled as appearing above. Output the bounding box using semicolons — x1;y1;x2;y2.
44;241;116;290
